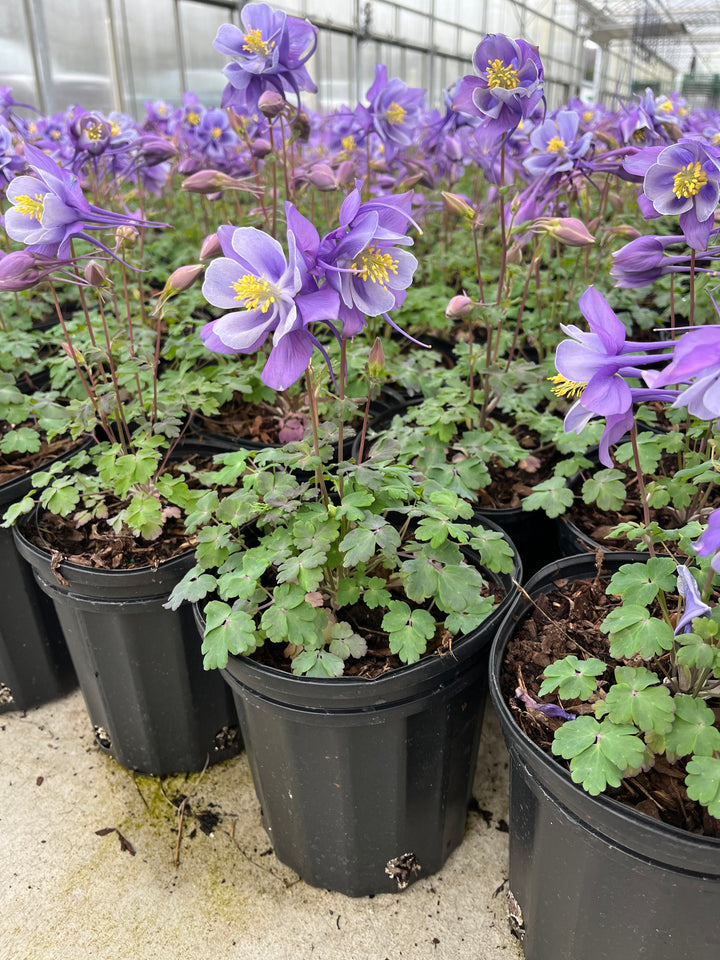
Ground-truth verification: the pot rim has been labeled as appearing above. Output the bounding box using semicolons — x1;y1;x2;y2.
489;552;720;860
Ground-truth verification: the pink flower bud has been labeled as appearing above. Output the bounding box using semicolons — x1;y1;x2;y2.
167;263;203;293
258;91;287;118
605;224;642;241
181;169;236;194
445;295;474;319
84;260;107;287
531;217;595;247
200;233;222;260
307;163;337;191
278;414;306;443
251;138;272;158
336;160;355;185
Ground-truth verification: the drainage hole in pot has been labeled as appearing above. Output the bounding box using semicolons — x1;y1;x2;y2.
0;682;14;706
93;725;112;750
214;725;240;750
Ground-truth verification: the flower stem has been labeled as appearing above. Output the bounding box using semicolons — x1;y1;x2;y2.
630;422;655;558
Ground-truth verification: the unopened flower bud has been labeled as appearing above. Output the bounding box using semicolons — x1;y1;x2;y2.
441;191;475;221
153;264;203;317
167;263;203;293
289;109;311;142
506;242;523;265
445;295;474;320
200;233;222;260
258;92;287;119
181;169;237;194
0;251;40;291
84;259;107;287
251;138;272;158
605;224;642;240
531;217;595;247
225;107;246;136
336;160;355;185
140;136;177;164
115;225;139;251
278;414;306;444
366;338;386;380
307;163;337;191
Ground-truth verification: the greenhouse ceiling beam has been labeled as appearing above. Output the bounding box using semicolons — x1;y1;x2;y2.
591;22;688;42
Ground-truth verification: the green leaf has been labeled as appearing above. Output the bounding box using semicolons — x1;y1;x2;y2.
468;528;515;574
582;469;626;512
261;584;326;648
601;606;675;660
201;601;260;670
665;695;720;758
521;477;573;518
291;649;345;677
338;525;377;566
361;577;392;609
335;576;362;607
552;716;646;795
119;492;164;540
328;621;367;660
675;631;716;670
538;655;605;700
0;427;41;455
39;481;79;516
382;601;436;664
607;558;677;606
2;496;35;527
402;554;439;601
601;666;675;734
685;756;720;818
436;563;484;613
164;566;217;611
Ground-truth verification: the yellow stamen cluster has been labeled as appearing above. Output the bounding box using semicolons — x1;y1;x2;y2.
14;193;44;222
211;126;222;140
243;27;272;56
187;111;200;126
232;274;277;313
110;121;121;136
548;374;586;399
660;101;674;113
546;136;566;153
486;59;519;90
86;121;104;141
632;129;647;144
385;102;407;125
673;161;708;199
713;132;720;146
341;135;356;151
583;111;594;123
352;246;399;286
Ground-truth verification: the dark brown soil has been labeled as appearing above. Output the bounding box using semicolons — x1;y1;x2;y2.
0;430;80;485
19;452;216;570
251;581;506;680
192;398;291;445
476;424;560;510
499;562;720;838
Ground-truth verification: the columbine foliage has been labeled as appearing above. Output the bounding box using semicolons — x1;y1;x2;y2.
166;444;514;675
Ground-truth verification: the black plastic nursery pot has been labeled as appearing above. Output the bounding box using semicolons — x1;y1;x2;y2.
0;445;81;713
203;529;522;898
13;515;240;777
488;553;720;960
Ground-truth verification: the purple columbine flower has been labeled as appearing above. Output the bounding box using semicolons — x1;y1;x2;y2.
358;64;424;158
214;2;317;113
675;565;711;634
523;109;592;178
693;509;720;574
609;234;714;288
4;143;164;260
552;286;675;465
452;33;544;143
200;214;340;391
194;107;238;159
317;183;418;337
651;324;720;420
642;139;720;250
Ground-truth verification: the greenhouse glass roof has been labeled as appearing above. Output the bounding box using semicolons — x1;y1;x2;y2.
578;0;720;75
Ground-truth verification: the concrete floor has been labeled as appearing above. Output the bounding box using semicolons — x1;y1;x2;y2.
1;691;522;960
